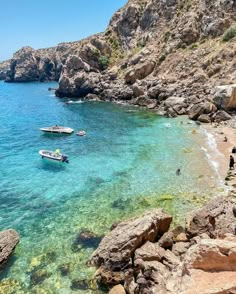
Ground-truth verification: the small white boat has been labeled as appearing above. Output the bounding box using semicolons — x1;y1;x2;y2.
76;130;86;136
165;123;171;128
40;126;74;134
39;150;69;163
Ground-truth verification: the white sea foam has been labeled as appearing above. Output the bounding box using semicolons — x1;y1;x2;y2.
66;100;84;104
200;127;225;185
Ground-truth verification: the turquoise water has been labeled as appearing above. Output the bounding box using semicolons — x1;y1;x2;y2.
0;81;222;293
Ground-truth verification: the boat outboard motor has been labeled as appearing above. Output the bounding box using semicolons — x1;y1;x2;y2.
62;155;69;163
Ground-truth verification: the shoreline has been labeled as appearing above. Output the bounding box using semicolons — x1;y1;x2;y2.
201;122;236;181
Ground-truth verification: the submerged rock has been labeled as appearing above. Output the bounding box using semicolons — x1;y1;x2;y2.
70;279;89;290
0;229;19;269
57;263;71;276
71;230;102;252
30;269;51;286
112;198;131;210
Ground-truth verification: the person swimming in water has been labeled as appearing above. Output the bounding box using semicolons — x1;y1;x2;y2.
176;168;181;175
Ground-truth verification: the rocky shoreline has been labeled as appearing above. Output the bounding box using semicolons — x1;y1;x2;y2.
87;169;236;294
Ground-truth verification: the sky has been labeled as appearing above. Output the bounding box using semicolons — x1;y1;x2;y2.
0;0;127;61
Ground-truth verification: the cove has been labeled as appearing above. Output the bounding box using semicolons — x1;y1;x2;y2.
0;81;223;293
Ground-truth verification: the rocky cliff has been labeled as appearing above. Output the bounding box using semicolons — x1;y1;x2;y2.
1;0;236;120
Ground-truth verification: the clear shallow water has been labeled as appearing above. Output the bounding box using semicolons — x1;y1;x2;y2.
0;82;223;293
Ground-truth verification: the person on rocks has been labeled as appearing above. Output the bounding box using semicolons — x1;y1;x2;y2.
224;136;228;142
230;155;235;170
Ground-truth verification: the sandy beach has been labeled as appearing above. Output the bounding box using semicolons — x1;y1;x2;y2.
201;122;236;180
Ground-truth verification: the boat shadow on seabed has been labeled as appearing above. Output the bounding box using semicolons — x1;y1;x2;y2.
38;160;68;172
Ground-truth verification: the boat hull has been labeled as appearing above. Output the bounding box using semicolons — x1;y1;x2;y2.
40;126;74;135
39;150;69;163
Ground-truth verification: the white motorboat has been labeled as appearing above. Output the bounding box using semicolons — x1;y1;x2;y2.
40;126;74;134
39;150;69;163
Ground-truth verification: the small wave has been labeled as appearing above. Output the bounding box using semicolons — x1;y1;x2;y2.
200;127;224;184
66;100;84;104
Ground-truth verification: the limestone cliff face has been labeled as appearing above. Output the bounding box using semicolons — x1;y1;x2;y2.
1;0;236;119
0;60;10;80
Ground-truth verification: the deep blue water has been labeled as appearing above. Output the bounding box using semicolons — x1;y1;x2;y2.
0;81;221;293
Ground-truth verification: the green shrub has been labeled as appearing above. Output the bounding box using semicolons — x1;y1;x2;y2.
222;26;236;42
92;48;100;58
98;55;109;70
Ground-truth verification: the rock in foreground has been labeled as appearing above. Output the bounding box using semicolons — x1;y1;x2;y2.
90;209;172;285
90;194;236;293
0;229;19;268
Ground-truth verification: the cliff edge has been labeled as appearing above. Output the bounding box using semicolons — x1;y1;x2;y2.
1;0;236;121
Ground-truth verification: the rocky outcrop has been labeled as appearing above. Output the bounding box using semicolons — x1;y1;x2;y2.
4;46;60;82
213;84;236;110
186;196;236;238
90;192;236;293
90;209;172;285
0;229;19;268
188;102;217;120
0;60;10;80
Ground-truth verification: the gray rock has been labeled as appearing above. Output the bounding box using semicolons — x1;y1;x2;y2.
198;114;211;123
164;97;186;109
213;84;236;110
125;61;156;84
188;102;217;120
0;229;20;268
134;241;165;262
213;110;232;122
134;96;157;107
172;242;190;257
132;83;145;97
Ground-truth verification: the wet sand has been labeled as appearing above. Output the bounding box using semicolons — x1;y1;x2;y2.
201;123;236;180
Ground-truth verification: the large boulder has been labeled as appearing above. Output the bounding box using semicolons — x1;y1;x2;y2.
164;96;186;108
65;55;90;72
0;229;20;268
132;83;145;97
188;102;217;120
186;196;236;238
56;71;101;98
184;238;236;271
90;209;172;285
178;238;236;294
134;241;165;262
197;114;211;123
125;61;156;84
134;95;157;108
213;84;236;110
213;110;232;122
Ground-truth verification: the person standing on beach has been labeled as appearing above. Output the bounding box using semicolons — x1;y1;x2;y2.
230;155;235;170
